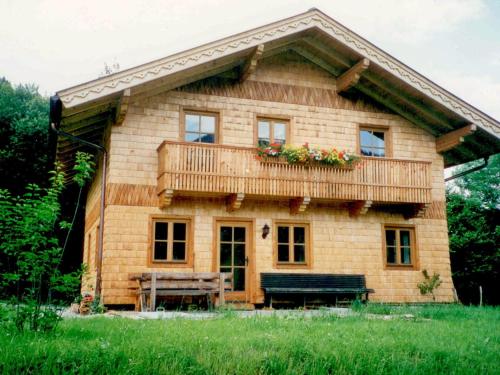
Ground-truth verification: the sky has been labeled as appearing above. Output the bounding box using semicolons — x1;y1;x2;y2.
1;0;499;119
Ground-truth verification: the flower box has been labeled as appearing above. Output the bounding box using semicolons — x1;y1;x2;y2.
256;143;361;169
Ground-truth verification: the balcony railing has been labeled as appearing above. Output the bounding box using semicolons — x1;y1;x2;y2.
157;141;432;207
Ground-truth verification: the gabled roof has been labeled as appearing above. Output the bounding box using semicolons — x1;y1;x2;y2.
55;8;500;168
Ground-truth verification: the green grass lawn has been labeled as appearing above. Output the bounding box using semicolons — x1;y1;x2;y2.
0;305;499;374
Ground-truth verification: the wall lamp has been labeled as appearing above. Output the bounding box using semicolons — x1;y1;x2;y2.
262;224;270;239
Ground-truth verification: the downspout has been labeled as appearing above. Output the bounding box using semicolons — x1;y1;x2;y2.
445;157;489;182
49;95;107;300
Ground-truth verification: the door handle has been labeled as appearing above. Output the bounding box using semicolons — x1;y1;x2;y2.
245;256;249;266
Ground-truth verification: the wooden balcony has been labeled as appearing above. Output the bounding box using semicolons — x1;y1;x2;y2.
157;141;432;217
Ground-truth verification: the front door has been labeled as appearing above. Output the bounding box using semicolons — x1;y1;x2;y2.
216;221;251;302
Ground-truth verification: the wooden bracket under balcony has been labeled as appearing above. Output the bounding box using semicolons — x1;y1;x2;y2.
114;88;131;126
290;196;311;215
404;203;430;220
336;58;370;93
240;44;264;82
159;189;174;208
226;193;245;212
348;200;372;217
436;124;477;153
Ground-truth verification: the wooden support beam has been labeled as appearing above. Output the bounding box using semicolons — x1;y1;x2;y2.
114;88;131;126
348;200;372;217
290;196;311;215
356;83;437;135
159;189;174;208
226;193;245;212
291;46;343;76
436;124;477;153
336;58;370;93
363;72;454;131
239;44;264;82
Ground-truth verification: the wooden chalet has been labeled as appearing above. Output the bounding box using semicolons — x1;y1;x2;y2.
51;9;500;307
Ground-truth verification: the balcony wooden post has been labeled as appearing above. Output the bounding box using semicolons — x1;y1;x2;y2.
226;193;245;212
404;203;430;220
349;200;372;217
290;196;311;215
159;189;174;208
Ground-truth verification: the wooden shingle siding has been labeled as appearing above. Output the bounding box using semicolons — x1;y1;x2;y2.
82;51;454;305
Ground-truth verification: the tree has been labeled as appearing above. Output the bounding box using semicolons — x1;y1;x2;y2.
447;154;500;305
0;153;95;332
0;78;51;195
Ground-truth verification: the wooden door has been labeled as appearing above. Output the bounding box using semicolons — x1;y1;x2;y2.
215;221;252;302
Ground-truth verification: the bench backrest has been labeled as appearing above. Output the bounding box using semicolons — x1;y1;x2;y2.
260;273;367;289
130;272;232;291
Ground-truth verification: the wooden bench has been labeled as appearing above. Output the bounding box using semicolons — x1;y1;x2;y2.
260;273;374;307
129;272;232;312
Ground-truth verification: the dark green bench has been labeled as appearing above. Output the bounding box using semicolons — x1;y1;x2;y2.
260;273;374;307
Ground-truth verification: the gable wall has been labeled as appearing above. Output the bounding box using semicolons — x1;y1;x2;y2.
82;52;453;305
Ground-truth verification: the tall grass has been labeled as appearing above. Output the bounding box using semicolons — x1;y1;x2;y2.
0;305;498;374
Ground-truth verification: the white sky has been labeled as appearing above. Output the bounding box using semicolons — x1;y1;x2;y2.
1;0;499;119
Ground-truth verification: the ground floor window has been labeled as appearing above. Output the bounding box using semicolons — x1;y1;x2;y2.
151;218;191;264
383;225;416;268
275;222;310;267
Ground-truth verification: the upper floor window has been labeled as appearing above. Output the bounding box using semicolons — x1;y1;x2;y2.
384;226;416;268
360;127;388;157
275;222;310;267
152;219;190;263
257;118;288;146
184;111;218;143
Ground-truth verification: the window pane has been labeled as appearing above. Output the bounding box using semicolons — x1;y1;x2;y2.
294;227;305;244
185;132;200;142
294;245;305;263
220;243;231;266
220;226;232;242
360;130;372;147
258;138;270;147
372;147;385;157
185;114;200;132
173;223;186;241
258;121;270;139
233;268;245;291
386;247;396;264
274;123;286;142
200;115;215;133
361;147;373;156
401;247;411;264
386;230;396;247
277;226;289;244
234;243;245;266
400;230;411;247
155;222;168;240
154;242;167;260
278;244;289;262
373;131;385;148
172;242;186;261
200;133;214;143
234;227;245;242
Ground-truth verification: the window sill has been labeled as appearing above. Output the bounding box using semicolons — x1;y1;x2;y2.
385;264;417;270
275;262;310;269
149;260;192;268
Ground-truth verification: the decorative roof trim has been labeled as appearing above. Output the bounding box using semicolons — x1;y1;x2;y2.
58;8;499;138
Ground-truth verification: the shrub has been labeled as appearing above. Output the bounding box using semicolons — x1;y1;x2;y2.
0;152;94;332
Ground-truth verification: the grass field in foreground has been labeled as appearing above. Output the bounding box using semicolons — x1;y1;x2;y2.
0;305;499;374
